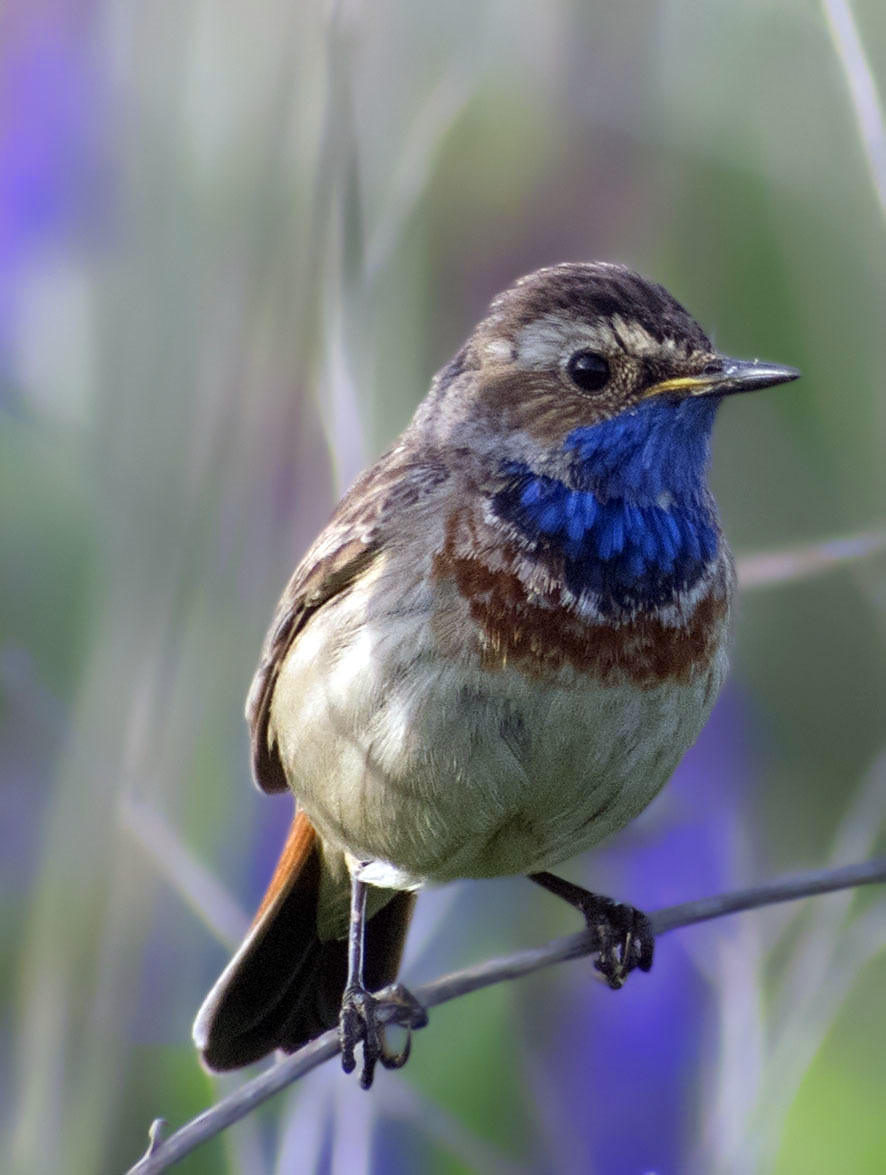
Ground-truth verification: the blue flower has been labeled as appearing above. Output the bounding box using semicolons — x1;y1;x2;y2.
0;16;107;369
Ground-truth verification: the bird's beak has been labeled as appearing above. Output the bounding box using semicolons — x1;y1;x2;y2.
643;357;801;400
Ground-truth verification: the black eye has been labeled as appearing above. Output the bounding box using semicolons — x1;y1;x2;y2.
566;350;610;393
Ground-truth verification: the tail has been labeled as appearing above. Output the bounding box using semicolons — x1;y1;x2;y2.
193;810;415;1071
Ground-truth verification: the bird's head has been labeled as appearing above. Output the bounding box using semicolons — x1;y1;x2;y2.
428;261;799;503
419;262;800;613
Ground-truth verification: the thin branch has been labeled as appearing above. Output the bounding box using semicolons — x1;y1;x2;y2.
126;858;886;1175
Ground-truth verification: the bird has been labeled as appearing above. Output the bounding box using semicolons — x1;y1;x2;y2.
193;261;799;1087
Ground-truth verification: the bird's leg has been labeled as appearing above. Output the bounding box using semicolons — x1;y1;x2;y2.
529;871;654;989
339;876;380;1086
339;874;427;1089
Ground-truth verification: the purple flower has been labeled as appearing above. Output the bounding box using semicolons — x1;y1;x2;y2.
527;690;753;1172
0;7;107;362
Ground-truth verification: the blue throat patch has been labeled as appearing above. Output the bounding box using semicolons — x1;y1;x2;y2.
492;397;721;610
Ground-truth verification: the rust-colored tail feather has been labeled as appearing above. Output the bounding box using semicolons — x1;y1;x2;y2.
193;811;414;1071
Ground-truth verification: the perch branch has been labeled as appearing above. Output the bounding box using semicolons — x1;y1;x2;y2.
127;857;886;1175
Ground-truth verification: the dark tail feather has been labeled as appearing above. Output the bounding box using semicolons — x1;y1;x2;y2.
193;811;415;1071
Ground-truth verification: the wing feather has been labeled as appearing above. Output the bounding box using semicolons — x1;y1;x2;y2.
246;443;450;794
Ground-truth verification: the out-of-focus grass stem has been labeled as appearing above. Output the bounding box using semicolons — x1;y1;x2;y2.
822;0;886;222
750;750;886;1168
385;1080;531;1175
364;63;477;286
737;527;886;589
120;797;250;950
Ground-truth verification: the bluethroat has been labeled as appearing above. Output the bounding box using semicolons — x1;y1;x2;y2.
194;262;799;1087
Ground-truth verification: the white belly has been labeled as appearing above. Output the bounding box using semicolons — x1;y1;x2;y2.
269;556;730;886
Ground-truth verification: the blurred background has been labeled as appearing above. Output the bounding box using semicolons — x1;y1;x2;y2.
3;1;886;1172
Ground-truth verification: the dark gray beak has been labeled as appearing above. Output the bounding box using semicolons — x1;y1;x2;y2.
644;357;801;400
699;357;802;397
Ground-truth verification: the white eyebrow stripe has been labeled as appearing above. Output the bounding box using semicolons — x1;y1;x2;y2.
482;337;515;362
610;318;631;353
514;312;613;370
513;311;702;372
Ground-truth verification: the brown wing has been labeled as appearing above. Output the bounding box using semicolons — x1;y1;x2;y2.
246;443;450;794
246;537;379;793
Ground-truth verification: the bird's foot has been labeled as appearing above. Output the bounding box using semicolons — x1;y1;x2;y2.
579;894;654;989
339;982;428;1089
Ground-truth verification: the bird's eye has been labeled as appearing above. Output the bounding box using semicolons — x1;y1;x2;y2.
566;350;610;393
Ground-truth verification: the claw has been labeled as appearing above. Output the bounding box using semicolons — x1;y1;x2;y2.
580;896;655;989
530;872;654;991
339;982;427;1088
340;985;374;1080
